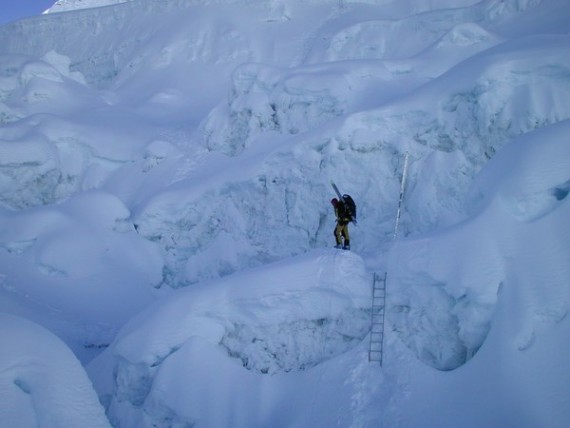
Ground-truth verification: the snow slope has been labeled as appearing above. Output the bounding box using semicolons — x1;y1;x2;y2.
0;313;110;427
87;250;371;426
386;120;570;426
1;0;569;426
85;119;570;427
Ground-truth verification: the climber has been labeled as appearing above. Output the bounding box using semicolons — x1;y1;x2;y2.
331;197;354;250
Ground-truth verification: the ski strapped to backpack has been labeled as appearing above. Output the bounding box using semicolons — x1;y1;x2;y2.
331;181;357;224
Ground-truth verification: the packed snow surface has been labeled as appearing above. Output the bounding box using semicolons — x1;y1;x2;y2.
1;0;569;427
0;313;110;427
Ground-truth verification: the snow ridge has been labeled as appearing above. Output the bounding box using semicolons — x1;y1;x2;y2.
1;0;570;426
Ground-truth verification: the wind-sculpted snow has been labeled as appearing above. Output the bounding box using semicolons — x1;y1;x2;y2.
0;191;162;361
307;0;549;64
387;120;570;370
87;250;371;426
1;0;570;426
141;32;570;288
0;313;111;427
0;0;332;89
0;0;568;307
471;119;570;223
0;50;167;210
330;35;570;234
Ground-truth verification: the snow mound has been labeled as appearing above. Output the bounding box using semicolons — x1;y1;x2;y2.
2;1;569;291
88;250;371;425
0;312;111;427
0;190;163;360
332;34;570;235
473;120;570;223
388;120;570;371
316;0;519;63
135;29;570;287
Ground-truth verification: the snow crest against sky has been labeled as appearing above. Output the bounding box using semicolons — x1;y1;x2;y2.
0;0;132;26
0;0;569;427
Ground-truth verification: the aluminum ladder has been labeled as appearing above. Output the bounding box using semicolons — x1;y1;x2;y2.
368;272;387;364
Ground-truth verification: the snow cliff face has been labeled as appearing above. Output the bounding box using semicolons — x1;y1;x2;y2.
0;0;568;353
2;1;569;288
87;250;371;426
1;0;570;426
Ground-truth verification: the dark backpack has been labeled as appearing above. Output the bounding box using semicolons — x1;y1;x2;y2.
341;194;356;220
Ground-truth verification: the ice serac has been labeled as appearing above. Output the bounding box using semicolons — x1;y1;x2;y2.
2;1;570;289
387;120;570;371
1;0;570;426
87;250;370;426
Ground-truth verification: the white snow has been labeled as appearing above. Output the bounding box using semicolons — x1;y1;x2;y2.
45;0;133;14
0;313;111;427
1;0;569;427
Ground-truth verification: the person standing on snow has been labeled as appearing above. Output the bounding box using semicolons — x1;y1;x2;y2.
331;197;352;250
